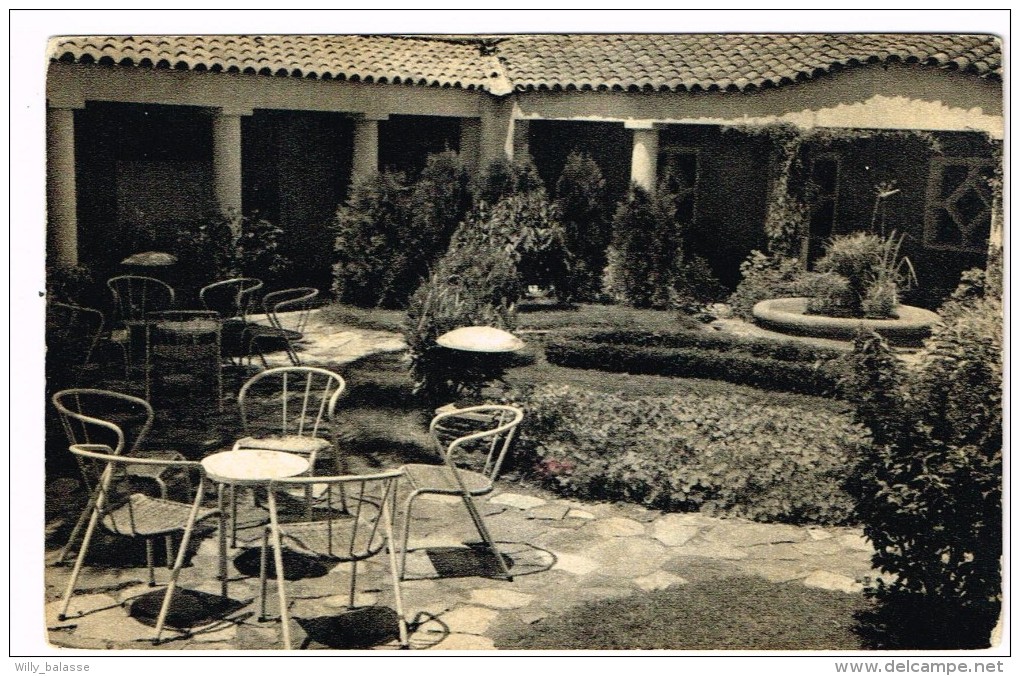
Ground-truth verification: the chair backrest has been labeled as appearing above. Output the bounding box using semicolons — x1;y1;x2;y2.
200;278;264;321
238;366;345;440
68;443;204;535
52;388;154;457
46;302;105;367
107;276;175;325
263;288;318;337
53;390;155;489
268;469;403;560
430;404;525;482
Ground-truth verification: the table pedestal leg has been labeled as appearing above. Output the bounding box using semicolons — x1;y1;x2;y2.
218;483;227;598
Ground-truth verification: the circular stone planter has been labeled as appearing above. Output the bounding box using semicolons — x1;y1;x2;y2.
752;297;940;346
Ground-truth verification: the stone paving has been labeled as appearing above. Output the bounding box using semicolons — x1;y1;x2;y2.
44;312;881;651
44;481;878;651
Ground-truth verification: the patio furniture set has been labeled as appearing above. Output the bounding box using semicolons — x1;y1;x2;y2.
47;276;527;649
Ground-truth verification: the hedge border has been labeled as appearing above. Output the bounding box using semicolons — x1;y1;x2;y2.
544;337;843;397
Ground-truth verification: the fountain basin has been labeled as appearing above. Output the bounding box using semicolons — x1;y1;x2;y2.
752;297;940;346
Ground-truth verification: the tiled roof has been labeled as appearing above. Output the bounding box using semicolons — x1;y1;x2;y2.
48;34;513;94
496;34;1001;92
49;33;1000;95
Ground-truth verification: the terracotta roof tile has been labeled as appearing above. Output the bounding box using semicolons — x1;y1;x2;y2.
49;33;1000;95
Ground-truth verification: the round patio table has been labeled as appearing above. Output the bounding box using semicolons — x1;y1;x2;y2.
201;449;310;598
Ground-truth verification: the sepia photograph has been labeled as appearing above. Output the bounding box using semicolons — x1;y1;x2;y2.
15;8;1007;666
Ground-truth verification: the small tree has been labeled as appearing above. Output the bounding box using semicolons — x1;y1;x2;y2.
331;171;411;308
554;151;610;302
607;182;685;309
406;150;473;276
472;156;545;208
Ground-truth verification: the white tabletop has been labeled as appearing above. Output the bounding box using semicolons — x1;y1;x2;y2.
201;449;310;485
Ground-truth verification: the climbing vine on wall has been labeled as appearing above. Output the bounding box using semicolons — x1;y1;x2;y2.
724;124;943;258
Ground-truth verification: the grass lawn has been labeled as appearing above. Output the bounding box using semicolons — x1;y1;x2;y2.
319;301;701;335
493;576;873;650
323;302;848;449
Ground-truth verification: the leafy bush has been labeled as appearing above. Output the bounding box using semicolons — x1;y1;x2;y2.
607;183;686;309
728;250;805;320
841;293;1002;647
553;151;611;302
405;202;521;402
517;384;868;525
813;231;916;319
46;264;94;305
175;210;289;287
672;255;730;314
330;171;412;308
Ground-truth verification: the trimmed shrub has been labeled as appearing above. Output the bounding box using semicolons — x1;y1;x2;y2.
553;151;611;302
543;328;847;396
841;292;1002;647
606;183;685;309
728;250;805;321
558;328;845;362
331;170;412;308
545;339;842;397
517;384;869;525
329;151;476;309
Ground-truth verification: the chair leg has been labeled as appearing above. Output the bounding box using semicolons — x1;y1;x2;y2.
382;500;410;648
259;527;269;621
230;484;238;549
217;483;228;598
153;485;210;645
461;495;513;581
155;477;174;568
146;539;156;587
348;560;358;608
267;491;292;649
57;504;102;621
57;500;94;564
398;490;421;580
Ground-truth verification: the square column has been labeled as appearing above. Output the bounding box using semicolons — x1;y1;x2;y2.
352;114;388;185
459;118;481;174
626;121;662;193
212;108;251;216
479;97;526;168
47;105;81;268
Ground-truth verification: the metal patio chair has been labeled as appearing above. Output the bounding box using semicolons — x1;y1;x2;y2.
244;287;318;367
399;404;525;581
52;388;192;566
46;301;122;383
57;443;219;645
200;278;263;365
107;275;175;371
229;366;347;546
259;469;408;650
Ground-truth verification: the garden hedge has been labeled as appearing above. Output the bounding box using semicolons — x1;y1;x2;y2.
544;329;846;397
